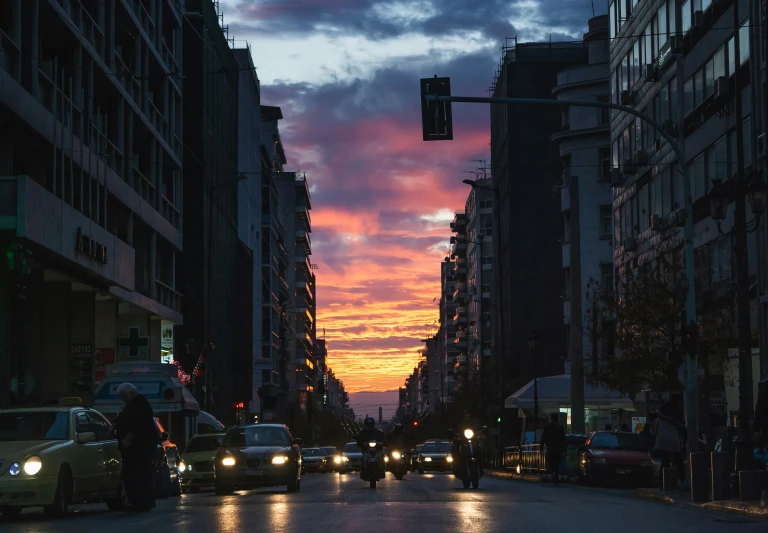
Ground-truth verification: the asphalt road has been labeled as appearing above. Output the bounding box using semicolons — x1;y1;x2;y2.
1;472;765;532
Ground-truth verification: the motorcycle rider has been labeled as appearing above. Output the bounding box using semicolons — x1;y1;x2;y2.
357;417;385;479
453;409;484;476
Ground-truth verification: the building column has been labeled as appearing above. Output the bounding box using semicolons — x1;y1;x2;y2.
106;0;116;70
150;230;157;300
22;0;39;99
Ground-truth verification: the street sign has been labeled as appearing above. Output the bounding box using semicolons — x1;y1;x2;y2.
420;76;453;141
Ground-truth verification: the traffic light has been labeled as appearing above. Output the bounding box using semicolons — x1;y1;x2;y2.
233;401;245;410
497;417;501;423
420;76;453;141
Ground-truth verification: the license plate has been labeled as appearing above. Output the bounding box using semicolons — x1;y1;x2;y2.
246;469;264;476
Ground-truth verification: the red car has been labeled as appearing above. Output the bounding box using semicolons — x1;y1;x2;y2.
578;431;654;487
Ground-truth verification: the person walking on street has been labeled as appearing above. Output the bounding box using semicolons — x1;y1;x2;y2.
540;413;566;484
114;383;158;512
651;394;686;489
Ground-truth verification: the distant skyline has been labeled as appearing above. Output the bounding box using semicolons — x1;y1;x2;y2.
220;0;604;392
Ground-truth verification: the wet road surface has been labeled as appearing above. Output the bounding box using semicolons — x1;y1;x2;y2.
1;472;765;532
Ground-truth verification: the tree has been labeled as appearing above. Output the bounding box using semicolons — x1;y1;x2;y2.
585;228;732;399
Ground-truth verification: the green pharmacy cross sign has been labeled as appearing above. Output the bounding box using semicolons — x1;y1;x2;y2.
5;243;32;275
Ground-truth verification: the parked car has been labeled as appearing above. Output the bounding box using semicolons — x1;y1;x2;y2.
578;431;655;487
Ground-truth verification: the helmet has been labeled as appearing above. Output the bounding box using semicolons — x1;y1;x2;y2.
364;417;376;429
394;423;404;433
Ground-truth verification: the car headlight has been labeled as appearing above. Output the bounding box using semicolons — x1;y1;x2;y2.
24;456;42;475
391;451;401;460
384;456;389;463
368;442;377;448
177;461;186;473
342;456;349;462
463;429;474;439
221;456;236;467
447;456;453;463
272;456;289;465
9;463;21;476
591;457;606;464
424;457;432;462
334;456;342;464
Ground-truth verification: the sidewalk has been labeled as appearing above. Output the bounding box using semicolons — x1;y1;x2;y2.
486;469;768;520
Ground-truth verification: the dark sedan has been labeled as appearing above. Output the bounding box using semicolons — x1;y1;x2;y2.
418;441;453;473
301;447;328;473
321;446;340;472
214;424;302;494
578;431;655;487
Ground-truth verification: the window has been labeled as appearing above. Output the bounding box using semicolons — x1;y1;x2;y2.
632;39;640;83
714;45;726;80
635;116;642;152
86;412;112;441
683;78;694;115
600;263;614;293
658;2;668;49
562;108;570;129
481;255;493;265
714;136;727;180
610;2;616;39
611;69;618;104
644;25;652;65
599;148;611;181
479;199;493;209
694;69;704;109
704;58;715;98
481;283;490;294
621;55;629;91
651;15;660;60
660;83;669;124
740;20;750;65
710;236;732;282
673;166;684;209
668;0;676;35
75;412;91;434
743;116;753;168
728;36;736;76
651;177;662;218
628;48;635;87
682;0;691;33
614;206;621;244
669;76;678;122
0;412;70;441
600;205;613;237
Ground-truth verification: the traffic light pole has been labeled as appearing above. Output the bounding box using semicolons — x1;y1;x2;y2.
423;92;699;454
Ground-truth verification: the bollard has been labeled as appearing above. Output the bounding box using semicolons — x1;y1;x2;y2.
739;471;759;501
662;467;679;491
689;452;708;502
711;452;730;501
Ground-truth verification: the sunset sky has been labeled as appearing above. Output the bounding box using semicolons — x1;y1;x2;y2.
220;0;602;393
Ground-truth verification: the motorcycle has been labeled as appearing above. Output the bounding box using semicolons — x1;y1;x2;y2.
388;449;408;481
453;428;484;489
361;441;386;488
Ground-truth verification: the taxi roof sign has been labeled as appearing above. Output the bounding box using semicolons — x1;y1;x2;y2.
58;397;85;406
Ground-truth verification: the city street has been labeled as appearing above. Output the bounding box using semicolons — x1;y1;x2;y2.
1;473;764;533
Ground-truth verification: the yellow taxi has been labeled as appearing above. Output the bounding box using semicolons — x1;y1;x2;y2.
0;398;124;518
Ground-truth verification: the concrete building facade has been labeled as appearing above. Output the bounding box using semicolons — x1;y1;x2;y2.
0;0;184;406
550;16;613;378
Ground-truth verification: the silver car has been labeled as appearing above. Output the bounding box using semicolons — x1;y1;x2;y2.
214;424;303;494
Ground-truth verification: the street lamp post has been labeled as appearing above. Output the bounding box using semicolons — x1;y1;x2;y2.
528;331;540;433
430;91;699;454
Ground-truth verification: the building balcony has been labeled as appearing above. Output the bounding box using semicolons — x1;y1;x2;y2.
296;280;314;301
451;213;466;232
453;282;467;300
295;203;312;227
456;256;467;266
451;240;467;255
453;306;467;320
296;357;315;370
295;254;312;272
454;266;467;280
455;355;467;367
295;230;312;255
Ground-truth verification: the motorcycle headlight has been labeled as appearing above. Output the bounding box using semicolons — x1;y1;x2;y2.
424;457;432;462
463;429;474;439
9;463;21;476
272;456;289;465
391;451;401;460
368;442;377;448
221;456;236;467
24;456;42;476
177;461;187;473
384;456;389;463
447;456;453;463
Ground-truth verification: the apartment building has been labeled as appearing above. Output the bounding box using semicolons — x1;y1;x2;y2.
439;258;457;399
550;16;613;377
0;0;184;405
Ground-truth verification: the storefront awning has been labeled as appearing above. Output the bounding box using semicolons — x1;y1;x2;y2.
504;374;635;411
93;363;200;415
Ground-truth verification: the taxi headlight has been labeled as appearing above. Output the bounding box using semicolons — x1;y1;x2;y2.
424;457;432;462
221;456;236;467
391;451;401;460
447;456;454;463
272;456;289;465
24;456;42;475
463;429;474;439
334;456;342;464
9;463;21;476
177;461;187;473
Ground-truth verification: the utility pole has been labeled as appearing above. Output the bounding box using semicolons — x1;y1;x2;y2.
568;176;585;434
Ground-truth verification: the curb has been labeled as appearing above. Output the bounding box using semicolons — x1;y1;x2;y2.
634;488;678;505
702;500;768;519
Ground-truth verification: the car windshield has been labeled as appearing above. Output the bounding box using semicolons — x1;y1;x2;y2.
0;411;69;441
321;447;337;455
422;442;451;453
185;434;224;453
224;426;291;447
343;442;359;453
302;448;321;456
589;432;646;451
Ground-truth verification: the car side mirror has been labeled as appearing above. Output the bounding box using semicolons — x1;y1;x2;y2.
293;438;303;446
161;431;170;441
77;431;96;444
482;425;488;430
